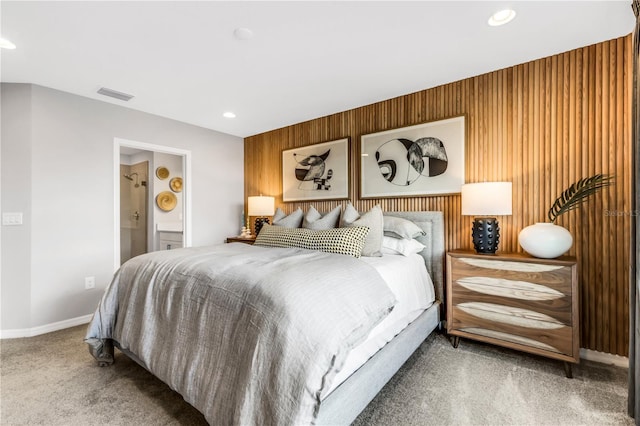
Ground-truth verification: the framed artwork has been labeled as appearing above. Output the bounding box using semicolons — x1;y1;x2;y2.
360;115;465;198
282;138;350;202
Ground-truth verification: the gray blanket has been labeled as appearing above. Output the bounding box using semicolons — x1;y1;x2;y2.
85;243;396;425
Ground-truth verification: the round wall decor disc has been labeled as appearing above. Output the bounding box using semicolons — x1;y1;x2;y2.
156;191;177;211
156;166;170;180
170;177;183;193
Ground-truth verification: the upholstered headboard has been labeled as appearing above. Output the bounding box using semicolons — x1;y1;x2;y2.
383;211;445;303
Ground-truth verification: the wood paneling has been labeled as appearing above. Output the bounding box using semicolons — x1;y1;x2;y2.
244;35;633;356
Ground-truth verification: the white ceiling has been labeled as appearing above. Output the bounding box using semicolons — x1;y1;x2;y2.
1;1;635;138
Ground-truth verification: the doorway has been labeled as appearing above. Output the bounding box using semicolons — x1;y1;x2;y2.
114;138;192;270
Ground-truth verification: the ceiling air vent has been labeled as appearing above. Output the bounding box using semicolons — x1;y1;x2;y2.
97;87;134;102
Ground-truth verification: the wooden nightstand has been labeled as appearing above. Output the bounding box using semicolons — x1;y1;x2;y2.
446;250;579;377
225;236;256;245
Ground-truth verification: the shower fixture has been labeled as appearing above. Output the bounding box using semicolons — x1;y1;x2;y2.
123;173;146;188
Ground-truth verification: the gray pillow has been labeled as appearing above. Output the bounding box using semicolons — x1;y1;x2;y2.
340;203;383;257
383;216;426;240
273;207;303;228
254;224;369;258
302;205;341;230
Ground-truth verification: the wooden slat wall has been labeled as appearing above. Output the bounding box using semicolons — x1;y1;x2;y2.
245;35;633;356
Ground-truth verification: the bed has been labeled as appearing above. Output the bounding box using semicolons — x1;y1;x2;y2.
86;211;444;425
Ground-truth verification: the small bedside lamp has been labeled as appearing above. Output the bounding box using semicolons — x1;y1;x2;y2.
461;182;512;254
248;195;275;236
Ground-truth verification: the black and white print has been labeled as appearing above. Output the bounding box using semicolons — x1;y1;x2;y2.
375;137;448;186
282;138;349;202
361;116;465;198
294;149;333;191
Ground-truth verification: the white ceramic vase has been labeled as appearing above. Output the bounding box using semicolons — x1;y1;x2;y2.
518;222;573;259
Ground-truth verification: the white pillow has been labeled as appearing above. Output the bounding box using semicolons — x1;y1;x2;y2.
273;207;303;228
381;236;425;257
302;205;341;230
340;203;383;257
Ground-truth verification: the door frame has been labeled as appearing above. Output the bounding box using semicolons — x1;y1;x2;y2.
113;137;192;271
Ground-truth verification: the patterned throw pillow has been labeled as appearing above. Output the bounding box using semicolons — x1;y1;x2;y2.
254;224;369;258
273;207;304;228
302;205;342;230
383;216;426;240
340;203;383;257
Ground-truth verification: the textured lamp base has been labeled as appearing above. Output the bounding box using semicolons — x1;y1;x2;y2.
254;217;270;236
472;217;500;254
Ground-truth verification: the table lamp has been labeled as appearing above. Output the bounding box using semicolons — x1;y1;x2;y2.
461;182;512;254
248;195;275;236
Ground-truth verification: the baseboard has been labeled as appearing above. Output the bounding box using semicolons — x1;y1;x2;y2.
0;314;93;339
580;348;629;368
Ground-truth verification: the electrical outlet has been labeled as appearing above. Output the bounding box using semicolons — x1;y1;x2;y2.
84;276;95;290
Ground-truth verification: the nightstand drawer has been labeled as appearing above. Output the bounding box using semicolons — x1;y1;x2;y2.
450;304;574;355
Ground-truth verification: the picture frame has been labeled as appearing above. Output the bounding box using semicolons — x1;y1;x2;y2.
282;138;350;202
360;116;465;199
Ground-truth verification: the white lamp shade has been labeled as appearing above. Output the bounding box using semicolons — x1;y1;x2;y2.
461;182;512;216
247;196;275;216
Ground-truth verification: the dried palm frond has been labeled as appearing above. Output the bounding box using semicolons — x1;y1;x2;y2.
548;174;614;223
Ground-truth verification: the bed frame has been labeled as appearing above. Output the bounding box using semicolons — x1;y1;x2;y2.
316;211;445;425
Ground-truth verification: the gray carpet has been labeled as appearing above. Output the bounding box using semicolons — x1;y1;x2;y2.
0;325;632;425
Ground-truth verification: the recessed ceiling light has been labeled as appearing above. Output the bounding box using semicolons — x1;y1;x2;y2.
233;28;253;41
488;9;516;27
223;112;236;119
0;37;16;50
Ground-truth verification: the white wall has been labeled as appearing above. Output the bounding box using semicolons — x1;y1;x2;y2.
1;84;32;329
1;83;244;332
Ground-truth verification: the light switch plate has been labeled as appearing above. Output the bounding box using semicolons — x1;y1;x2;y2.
2;212;23;226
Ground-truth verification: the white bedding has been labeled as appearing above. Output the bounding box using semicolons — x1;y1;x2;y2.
86;244;397;424
323;252;436;398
